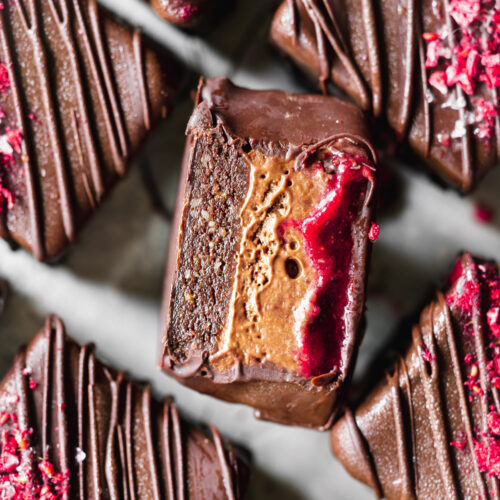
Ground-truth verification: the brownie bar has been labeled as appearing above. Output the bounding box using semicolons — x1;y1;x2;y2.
271;0;499;192
149;0;234;30
161;77;377;429
331;253;500;498
0;315;249;499
0;0;179;261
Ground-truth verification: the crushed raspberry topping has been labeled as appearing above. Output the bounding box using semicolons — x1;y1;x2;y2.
475;98;498;138
0;391;70;498
0;65;9;93
474;437;500;477
474;202;494;223
423;0;500;141
450;0;481;27
446;257;500;478
446;277;480;315
419;343;436;362
487;306;500;335
368;222;380;242
488;411;500;434
451;439;468;450
178;5;199;21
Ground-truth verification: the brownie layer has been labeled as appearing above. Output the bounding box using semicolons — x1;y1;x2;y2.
331;253;500;498
166;132;250;364
161;78;377;428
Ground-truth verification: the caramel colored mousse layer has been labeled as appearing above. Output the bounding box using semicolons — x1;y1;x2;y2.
205;144;373;379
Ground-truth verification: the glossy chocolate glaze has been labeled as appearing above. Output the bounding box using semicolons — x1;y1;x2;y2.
161;77;377;429
271;0;499;192
193;78;376;157
331;253;500;498
0;0;177;261
149;0;234;30
0;315;249;499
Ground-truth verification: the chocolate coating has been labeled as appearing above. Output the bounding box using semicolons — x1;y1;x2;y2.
271;0;499;192
0;0;178;261
149;0;234;30
0;315;249;499
161;77;377;429
331;253;500;498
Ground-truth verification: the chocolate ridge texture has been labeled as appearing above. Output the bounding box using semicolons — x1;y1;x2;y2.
161;77;377;429
0;314;249;499
331;252;500;498
271;0;500;192
0;0;178;261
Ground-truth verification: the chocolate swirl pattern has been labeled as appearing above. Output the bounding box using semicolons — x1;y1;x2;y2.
0;315;248;499
0;0;176;261
330;253;500;499
271;0;499;192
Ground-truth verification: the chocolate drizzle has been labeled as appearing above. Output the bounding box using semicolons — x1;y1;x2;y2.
0;316;248;499
331;253;500;499
0;0;175;261
272;0;499;191
440;0;473;191
0;9;42;259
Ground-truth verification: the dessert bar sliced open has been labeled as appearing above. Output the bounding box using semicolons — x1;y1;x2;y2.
0;315;249;499
331;253;500;498
161;77;377;429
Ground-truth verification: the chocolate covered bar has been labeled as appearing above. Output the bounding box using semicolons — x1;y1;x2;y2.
271;0;500;192
149;0;233;30
0;0;178;261
331;253;500;498
0;315;249;499
161;77;377;429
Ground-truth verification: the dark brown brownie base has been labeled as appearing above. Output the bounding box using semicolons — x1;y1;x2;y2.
167;131;250;363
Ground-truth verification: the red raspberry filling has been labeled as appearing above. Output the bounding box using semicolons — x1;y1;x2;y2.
280;151;374;378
